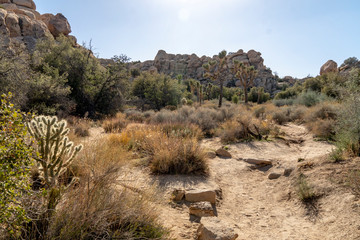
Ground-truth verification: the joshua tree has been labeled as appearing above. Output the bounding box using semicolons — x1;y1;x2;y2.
27;116;83;188
203;50;228;108
189;79;196;95
204;83;214;100
233;60;258;104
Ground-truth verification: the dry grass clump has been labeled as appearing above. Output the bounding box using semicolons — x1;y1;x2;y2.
303;102;339;140
102;113;128;133
118;125;208;175
47;137;167;239
74;121;90;137
150;138;208;175
270;105;306;125
159;123;203;139
303;102;339;123
347;169;360;196
306;119;336;140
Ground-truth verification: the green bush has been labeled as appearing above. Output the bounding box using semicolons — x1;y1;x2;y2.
232;94;239;104
0;93;33;236
295;90;327;107
132;72;184;110
335;69;360;155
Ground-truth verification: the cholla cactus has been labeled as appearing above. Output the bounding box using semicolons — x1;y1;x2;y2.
27;116;83;187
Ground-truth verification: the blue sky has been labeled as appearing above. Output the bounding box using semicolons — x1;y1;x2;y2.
36;0;360;78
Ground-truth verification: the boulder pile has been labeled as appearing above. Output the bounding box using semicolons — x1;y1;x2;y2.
0;0;73;51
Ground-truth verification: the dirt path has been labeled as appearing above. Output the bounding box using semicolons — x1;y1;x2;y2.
153;123;360;239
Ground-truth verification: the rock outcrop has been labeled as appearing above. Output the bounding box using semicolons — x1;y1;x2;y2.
320;60;338;75
131;49;278;93
0;0;73;51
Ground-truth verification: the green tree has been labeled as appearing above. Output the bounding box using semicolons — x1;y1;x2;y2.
33;35;128;117
132;72;183;110
203;50;228;107
0;93;33;236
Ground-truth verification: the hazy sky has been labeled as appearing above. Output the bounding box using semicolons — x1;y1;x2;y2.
36;0;360;78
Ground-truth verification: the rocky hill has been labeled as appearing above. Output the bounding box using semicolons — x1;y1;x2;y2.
131;49;279;93
0;0;74;51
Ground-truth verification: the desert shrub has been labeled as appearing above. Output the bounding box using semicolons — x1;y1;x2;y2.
47;137;167;239
34;35;129;117
253;105;266;119
329;148;344;163
103;114;128;133
219;111;271;143
132;72;184;110
306;119;336;140
297;174;316;202
288;105;307;123
295;90;328;107
335;69;360;155
232;94;239;104
0;93;33;237
159;123;203;139
347;170;360;196
150;109;177;124
273;98;295;107
274;83;303;100
149;138;208;175
124;109;146;123
73;120;91;137
118;125;208;175
271;107;291;125
304;102;339;123
150;104;237;136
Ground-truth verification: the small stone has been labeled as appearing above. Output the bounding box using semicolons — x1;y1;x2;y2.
284;168;293;177
197;217;238;240
189;202;215;217
268;172;282;180
216;148;232;158
185;189;216;204
172;189;185;202
207;151;217;159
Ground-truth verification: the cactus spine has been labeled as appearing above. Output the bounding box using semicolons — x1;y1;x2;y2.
27;116;82;187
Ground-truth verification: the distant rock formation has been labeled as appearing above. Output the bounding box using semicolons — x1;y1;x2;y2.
0;0;74;51
131;49;278;93
320;60;338;75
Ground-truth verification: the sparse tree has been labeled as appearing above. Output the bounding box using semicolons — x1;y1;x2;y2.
233;60;258;104
203;50;228;107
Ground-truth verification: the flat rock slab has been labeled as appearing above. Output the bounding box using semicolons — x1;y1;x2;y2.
197;217;239;240
189;201;215;217
185;189;216;204
216;148;232;159
240;158;272;166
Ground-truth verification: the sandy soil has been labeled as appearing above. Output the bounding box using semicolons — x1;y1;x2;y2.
149;123;360;239
87;123;360;239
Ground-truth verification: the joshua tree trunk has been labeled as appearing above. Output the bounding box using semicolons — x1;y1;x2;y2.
219;81;223;107
244;84;248;104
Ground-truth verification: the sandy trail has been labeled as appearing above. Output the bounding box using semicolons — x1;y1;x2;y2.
109;123;360;239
